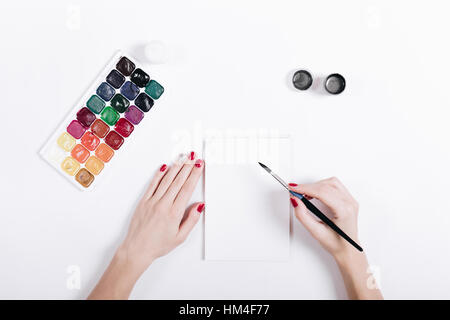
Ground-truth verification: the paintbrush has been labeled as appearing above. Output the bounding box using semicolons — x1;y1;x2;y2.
258;162;363;252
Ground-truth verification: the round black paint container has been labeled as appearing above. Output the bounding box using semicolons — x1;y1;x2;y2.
324;73;346;94
292;70;313;90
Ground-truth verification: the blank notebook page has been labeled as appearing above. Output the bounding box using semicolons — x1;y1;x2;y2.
204;136;291;261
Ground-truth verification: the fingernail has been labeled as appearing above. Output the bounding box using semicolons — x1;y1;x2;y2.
195;159;203;168
190;151;195;160
290;198;298;208
197;203;205;213
289;183;298;187
160;164;167;172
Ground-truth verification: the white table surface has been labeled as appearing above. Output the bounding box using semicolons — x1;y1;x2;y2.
1;0;450;299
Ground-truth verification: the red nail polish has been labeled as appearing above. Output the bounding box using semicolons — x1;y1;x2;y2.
290;198;298;208
289;183;298;187
190;151;195;160
197;203;205;213
160;164;167;172
195;159;203;168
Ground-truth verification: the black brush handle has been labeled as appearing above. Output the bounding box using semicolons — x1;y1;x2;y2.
290;191;363;252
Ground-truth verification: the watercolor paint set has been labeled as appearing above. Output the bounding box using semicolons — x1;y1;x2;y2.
40;51;164;190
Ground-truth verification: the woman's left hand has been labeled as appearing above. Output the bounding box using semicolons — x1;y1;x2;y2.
88;152;204;299
119;152;204;274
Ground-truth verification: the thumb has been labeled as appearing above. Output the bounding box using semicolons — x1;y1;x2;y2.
177;202;204;243
290;197;325;240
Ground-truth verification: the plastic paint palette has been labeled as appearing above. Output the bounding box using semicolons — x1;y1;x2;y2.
40;51;164;190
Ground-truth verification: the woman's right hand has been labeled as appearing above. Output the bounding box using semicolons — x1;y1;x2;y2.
289;177;383;300
288;177;360;259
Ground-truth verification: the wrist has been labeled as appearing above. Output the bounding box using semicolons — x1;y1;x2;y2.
88;248;144;300
114;244;153;279
333;245;368;272
333;239;364;266
332;245;383;300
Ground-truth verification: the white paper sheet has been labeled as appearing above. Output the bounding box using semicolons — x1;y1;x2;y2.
204;136;291;261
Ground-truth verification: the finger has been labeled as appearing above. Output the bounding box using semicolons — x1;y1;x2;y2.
290;197;325;239
143;163;169;200
176;202;204;243
173;159;204;214
152;154;188;200
162;151;197;203
289;183;312;200
290;178;343;212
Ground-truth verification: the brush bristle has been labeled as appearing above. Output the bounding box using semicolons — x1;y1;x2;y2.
258;162;269;171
